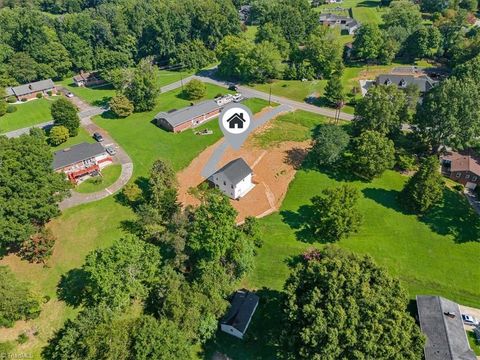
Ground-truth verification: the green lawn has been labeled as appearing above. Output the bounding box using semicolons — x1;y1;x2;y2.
0;197;134;358
242;97;278;114
76;164;122;193
315;0;386;25
58;69;194;107
468;331;480;355
252;110;330;148
252;79;327;103
93;83;229;177
0;98;53;133
50;127;95;152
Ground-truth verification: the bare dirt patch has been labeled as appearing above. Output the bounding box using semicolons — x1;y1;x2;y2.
177;125;310;222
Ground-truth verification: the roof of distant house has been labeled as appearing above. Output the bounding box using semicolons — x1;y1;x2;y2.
416;295;476;360
376;74;435;92
6;79;55;97
319;13;359;28
53;142;106;170
442;151;480;176
221;291;259;334
213;158;253;185
73;71;103;83
154;100;220;128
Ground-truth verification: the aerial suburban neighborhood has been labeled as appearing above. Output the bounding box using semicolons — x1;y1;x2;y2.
0;0;480;359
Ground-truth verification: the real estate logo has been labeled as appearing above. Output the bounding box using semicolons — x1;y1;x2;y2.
219;104;253;148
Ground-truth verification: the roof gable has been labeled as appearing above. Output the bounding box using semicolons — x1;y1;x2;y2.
213;158;252;185
221;291;259;333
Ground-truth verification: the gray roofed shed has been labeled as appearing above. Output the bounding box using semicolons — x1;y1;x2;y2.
53;142;106;170
6;79;55;97
417;295;476;360
221;291;259;337
213;158;252;185
154;100;220;128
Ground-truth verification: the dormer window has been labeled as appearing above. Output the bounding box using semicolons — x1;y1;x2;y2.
384;79;392;86
399;79;407;88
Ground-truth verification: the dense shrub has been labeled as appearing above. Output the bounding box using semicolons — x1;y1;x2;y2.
6;105;17;113
7;96;16;103
48;125;69;146
36;92;43;99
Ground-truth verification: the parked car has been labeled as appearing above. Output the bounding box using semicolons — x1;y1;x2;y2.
105;146;116;156
462;314;478;326
93;132;104;142
228;84;238;91
66;92;74;98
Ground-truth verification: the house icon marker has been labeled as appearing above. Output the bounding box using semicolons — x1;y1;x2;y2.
227;113;245;129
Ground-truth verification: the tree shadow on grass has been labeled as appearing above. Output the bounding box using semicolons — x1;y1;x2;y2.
421;188;480;244
280;206;328;244
203;288;285;360
91;96;112;107
362;187;480;243
57;268;88;307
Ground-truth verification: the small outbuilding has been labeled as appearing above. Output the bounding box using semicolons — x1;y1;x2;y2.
220;290;259;339
210;158;254;200
416;295;476;360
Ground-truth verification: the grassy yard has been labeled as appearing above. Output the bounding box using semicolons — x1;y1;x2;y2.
0;98;53;133
468;331;480;355
93;83;228;177
252;79;326;103
76;164;122;193
50;127;95;152
252;110;330;148
58;69;194;107
0;197;134;358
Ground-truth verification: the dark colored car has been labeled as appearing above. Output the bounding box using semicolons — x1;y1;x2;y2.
93;132;104;142
228;84;238;91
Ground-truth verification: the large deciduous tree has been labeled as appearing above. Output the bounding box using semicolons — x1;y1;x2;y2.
354;84;408;137
79;236;163;309
51;98;80;137
310;124;350;167
183;79;206;100
0;266;41;328
350;130;395;180
125;58;160;112
414;77;480;151
308;185;362;243
282;246;425;360
305;26;343;79
0;134;69;250
400;156;444;213
109;94;134;118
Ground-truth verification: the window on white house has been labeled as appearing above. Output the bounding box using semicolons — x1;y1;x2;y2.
456;172;461;178
223;181;226;186
473;176;478;181
231;185;233;189
466;174;470;179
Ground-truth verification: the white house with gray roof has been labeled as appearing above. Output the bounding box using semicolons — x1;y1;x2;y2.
319;13;359;35
416;295;476;360
210;158;254;199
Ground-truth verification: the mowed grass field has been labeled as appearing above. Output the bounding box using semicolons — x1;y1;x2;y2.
93;83;229;177
0;98;53;133
58;69;194;106
76;164;122;193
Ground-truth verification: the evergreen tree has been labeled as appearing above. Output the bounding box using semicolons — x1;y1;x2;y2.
324;73;344;107
400;156;444;213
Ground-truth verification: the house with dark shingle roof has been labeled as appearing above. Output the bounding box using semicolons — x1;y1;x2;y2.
53;142;112;184
209;158;254;199
416;295;476;360
441;151;480;190
6;79;55;101
154;100;222;133
220;290;259;339
376;74;436;93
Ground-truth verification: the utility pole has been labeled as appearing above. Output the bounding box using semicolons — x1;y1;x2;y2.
181;75;184;91
269;83;272;106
